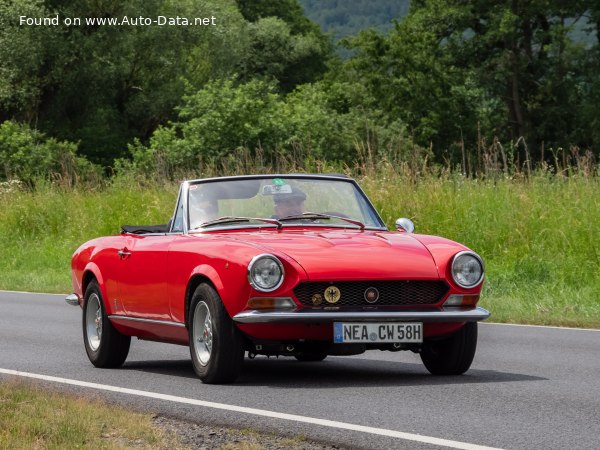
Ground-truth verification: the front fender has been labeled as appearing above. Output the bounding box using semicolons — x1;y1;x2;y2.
184;263;249;320
412;234;483;294
82;262;113;314
189;264;225;292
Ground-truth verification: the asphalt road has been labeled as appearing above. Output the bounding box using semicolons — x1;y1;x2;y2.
1;291;598;450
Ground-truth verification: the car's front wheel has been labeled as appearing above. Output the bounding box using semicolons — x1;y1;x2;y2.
420;322;477;375
83;280;130;368
189;283;245;384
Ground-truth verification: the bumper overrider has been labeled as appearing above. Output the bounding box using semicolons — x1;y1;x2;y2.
65;293;80;306
232;307;490;324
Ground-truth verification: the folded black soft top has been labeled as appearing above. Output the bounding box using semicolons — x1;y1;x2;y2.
121;224;169;234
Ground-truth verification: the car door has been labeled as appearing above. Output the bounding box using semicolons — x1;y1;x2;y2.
89;235;128;316
116;233;174;320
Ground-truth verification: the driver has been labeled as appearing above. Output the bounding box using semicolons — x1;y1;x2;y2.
273;186;306;218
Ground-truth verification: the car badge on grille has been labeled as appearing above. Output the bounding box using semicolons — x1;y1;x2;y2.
364;287;379;303
311;293;323;306
324;286;341;304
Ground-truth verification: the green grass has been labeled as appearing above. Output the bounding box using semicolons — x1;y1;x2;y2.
0;178;177;293
0;380;183;450
0;380;313;450
1;172;598;328
364;171;600;328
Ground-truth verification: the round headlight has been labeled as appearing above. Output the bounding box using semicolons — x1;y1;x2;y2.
451;251;484;288
248;254;285;292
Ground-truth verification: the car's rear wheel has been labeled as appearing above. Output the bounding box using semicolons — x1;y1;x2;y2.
420;322;477;375
83;280;130;368
189;283;245;384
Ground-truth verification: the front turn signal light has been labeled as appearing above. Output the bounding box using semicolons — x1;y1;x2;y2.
443;294;480;308
246;297;296;310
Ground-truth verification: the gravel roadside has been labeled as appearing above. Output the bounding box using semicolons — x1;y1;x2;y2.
154;415;345;450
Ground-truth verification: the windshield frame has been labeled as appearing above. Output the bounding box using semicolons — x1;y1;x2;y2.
177;174;387;234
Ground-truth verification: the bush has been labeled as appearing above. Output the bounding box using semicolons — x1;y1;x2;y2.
0;120;100;186
119;78;424;178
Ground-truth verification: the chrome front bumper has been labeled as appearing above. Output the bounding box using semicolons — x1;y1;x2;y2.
65;293;80;306
233;306;490;324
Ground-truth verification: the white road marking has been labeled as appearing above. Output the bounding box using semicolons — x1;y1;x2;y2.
0;290;65;296
483;322;600;332
0;368;502;450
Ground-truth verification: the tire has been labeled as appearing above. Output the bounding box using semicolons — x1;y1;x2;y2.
189;284;245;384
420;322;478;375
83;280;130;368
294;352;328;362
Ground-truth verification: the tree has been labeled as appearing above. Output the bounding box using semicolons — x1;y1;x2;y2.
237;17;332;91
338;0;595;164
235;0;333;91
1;0;248;166
236;0;320;34
122;77;416;177
340;8;485;159
0;0;52;123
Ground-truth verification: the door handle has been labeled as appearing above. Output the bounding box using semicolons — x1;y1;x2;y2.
117;249;131;259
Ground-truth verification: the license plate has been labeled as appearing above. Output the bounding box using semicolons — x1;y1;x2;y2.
333;322;423;343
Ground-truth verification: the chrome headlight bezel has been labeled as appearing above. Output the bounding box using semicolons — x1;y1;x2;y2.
451;251;484;289
247;254;285;292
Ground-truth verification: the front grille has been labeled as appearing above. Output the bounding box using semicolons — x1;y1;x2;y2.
294;280;448;307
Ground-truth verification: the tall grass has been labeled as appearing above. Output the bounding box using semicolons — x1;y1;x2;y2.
1;154;598;327
362;169;600;327
0;178;177;293
0;380;183;449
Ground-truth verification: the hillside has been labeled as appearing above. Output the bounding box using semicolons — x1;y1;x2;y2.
299;0;410;40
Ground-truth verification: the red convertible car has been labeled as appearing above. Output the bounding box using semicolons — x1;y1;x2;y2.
67;174;488;383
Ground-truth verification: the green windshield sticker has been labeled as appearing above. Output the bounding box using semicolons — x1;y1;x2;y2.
272;178;287;186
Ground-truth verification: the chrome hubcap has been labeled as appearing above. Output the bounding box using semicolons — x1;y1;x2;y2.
193;302;212;366
86;293;102;351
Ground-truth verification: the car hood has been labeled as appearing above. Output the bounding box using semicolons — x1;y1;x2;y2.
223;230;440;281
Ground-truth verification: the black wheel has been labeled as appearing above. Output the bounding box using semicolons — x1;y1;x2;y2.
83;280;130;368
294;352;328;362
189;283;245;384
420;322;478;375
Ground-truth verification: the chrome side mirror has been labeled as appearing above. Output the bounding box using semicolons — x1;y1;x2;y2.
395;218;415;233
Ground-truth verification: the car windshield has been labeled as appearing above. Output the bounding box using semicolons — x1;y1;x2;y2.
187;176;384;230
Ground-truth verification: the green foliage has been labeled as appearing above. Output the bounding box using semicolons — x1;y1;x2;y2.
237;0;320;35
451;0;592;150
0;0;248;166
362;171;600;328
2;0;600;174
282;81;415;161
339;24;482;155
0;178;176;292
0;121;100;185
331;0;600;167
119;77;420;177
237;16;331;91
0;0;50;120
139;78;286;172
235;0;333;91
0;0;336;168
299;0;410;41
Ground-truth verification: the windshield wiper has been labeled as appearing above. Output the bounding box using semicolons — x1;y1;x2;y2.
194;216;282;229
278;212;365;229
